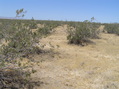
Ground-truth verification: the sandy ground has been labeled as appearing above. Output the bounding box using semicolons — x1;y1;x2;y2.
32;25;119;89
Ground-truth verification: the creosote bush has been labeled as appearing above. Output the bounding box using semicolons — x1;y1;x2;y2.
38;25;53;36
104;23;119;35
0;68;40;89
0;9;42;89
67;22;100;46
0;21;41;60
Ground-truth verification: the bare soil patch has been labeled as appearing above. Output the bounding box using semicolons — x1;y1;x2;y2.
32;25;119;89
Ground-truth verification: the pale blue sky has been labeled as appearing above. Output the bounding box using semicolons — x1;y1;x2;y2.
0;0;119;23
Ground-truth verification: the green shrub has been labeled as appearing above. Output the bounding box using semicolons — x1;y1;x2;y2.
0;22;41;60
0;68;40;89
38;25;52;36
104;23;119;35
0;9;41;88
67;22;99;46
29;19;38;29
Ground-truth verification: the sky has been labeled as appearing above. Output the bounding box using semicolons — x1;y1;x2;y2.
0;0;119;23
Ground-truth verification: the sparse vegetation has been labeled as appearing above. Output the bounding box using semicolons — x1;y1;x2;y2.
1;10;119;88
0;9;42;88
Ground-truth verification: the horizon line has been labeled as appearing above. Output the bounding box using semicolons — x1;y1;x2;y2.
0;16;118;24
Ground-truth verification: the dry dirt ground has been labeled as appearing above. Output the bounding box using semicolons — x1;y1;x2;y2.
32;25;119;89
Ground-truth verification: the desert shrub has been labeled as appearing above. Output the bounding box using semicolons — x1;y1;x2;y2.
38;25;52;36
1;35;35;59
0;68;41;89
88;22;100;39
29;18;38;29
0;33;3;39
37;20;63;29
0;20;41;60
0;9;42;88
104;23;119;35
67;21;80;28
67;22;100;46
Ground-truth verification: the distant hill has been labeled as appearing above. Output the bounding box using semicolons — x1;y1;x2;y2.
0;16;28;20
0;16;17;20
